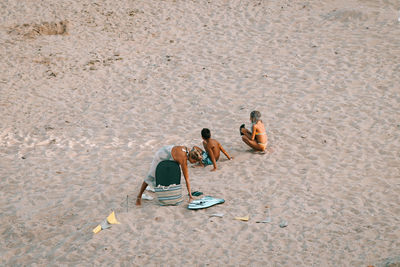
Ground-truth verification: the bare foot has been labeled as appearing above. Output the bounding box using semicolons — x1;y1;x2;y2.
136;197;141;206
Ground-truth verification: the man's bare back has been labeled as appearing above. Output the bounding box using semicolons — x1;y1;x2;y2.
203;138;222;160
199;128;232;171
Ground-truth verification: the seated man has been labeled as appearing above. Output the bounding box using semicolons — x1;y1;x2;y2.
193;128;233;171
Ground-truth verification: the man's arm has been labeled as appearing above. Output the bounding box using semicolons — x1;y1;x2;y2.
219;142;232;160
202;140;207;151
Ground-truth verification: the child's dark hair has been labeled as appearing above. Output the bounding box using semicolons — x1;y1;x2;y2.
201;128;211;139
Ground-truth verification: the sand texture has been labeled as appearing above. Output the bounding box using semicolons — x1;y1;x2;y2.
1;0;399;266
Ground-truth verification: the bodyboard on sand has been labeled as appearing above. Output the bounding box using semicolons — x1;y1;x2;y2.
188;196;225;210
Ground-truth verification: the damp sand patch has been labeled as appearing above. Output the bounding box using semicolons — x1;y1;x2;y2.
8;20;69;39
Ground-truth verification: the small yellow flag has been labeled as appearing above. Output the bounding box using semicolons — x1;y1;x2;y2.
93;225;102;234
107;211;120;224
235;215;250;221
93;211;120;234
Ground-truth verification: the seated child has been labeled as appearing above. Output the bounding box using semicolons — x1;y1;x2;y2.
193;128;233;171
240;110;268;152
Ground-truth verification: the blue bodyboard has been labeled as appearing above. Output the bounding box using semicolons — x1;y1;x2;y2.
187;196;225;210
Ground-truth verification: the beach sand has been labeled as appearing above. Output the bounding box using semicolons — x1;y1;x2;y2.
1;0;399;266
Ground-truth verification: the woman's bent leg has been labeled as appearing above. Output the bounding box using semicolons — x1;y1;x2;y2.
241;136;265;151
136;181;148;206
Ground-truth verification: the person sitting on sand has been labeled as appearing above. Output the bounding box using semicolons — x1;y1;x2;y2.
192;128;233;171
136;145;202;205
240;110;268;152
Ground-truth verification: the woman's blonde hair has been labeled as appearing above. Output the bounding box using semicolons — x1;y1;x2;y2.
189;148;202;162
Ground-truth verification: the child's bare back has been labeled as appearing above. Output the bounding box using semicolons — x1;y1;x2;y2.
203;138;222;161
200;128;232;171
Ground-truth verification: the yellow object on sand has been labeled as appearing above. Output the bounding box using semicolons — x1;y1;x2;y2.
107;211;120;224
93;211;120;234
235;215;249;221
93;224;102;234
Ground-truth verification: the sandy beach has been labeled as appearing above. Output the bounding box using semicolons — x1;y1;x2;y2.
1;0;399;266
